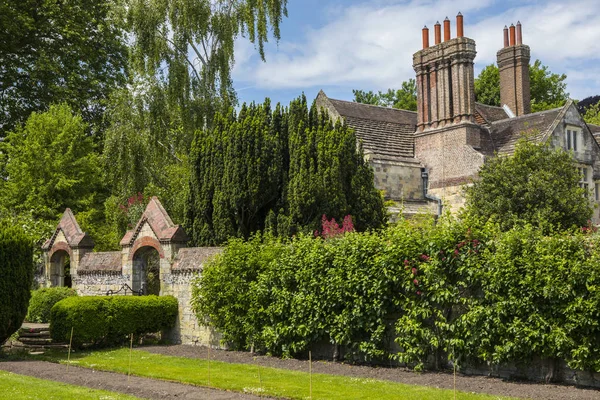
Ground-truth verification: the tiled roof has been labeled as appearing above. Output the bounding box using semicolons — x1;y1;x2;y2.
78;251;122;273
326;98;417;125
486;107;563;155
172;247;223;272
588;124;600;145
120;197;189;246
344;116;416;158
324;97;417;159
42;208;93;250
474;103;508;124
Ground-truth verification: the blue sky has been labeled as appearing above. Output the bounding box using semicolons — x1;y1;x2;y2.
232;0;600;107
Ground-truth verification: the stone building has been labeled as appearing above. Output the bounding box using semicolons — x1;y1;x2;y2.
317;14;600;222
41;197;222;345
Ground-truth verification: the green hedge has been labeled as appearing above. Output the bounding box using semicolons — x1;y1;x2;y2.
193;217;600;372
0;226;33;345
50;295;178;347
26;287;78;323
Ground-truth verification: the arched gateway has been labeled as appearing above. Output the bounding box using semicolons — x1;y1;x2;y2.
41;197;222;344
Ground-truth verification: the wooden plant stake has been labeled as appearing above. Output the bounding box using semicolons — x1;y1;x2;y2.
309;351;312;400
257;362;262;389
453;361;457;400
128;333;133;384
66;326;74;371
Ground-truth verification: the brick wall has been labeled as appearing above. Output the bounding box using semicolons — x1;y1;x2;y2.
415;122;485;211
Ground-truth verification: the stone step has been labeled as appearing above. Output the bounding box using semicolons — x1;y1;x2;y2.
18;337;54;345
20;326;50;334
19;331;51;338
13;342;68;350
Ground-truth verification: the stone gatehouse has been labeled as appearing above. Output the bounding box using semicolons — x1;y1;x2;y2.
41;197;221;345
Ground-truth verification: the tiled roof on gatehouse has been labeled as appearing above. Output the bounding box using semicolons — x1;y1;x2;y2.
42;208;94;250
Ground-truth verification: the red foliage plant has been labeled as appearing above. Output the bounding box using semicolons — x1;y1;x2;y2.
314;214;355;239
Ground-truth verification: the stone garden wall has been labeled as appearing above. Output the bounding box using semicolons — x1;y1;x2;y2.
74;272;129;296
161;270;221;345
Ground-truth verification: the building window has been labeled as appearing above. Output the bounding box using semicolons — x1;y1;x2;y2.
579;167;590;192
566;127;581;151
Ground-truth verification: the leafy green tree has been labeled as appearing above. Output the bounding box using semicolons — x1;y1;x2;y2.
352;79;417;111
0;226;33;345
583;102;600;125
474;60;569;112
473;65;500;106
463;138;591;232
0;104;103;223
102;87;190;232
0;0;127;137
125;0;288;135
352;90;380;106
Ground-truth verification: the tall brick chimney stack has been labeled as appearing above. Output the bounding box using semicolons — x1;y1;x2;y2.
413;12;477;132
497;21;531;116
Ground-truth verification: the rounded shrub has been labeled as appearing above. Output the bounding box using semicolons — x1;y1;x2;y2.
26;287;78;323
50;295;178;347
0;226;33;345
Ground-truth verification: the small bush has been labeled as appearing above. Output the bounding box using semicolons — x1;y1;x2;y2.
50;295;178;347
26;287;78;323
0;226;34;345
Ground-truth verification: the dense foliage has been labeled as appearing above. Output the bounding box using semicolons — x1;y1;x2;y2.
0;0;127;137
193;216;600;373
26;287;78;323
463;139;591;233
126;0;288;134
192;217;478;363
0;104;103;226
0;0;291;251
459;225;600;372
352;79;418;111
474;61;569;112
50;295;178;347
185;96;386;245
583;102;600;125
0;226;33;345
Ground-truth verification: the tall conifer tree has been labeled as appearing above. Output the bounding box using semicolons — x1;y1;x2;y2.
186;96;386;245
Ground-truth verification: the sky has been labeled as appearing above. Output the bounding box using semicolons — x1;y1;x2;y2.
231;0;600;107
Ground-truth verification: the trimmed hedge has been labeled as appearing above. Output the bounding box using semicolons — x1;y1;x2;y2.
0;226;33;345
26;287;78;323
193;218;600;372
50;295;178;347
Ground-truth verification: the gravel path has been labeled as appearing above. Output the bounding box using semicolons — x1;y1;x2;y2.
144;345;600;400
0;360;262;400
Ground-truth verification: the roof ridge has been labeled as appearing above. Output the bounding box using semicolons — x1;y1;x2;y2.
490;105;564;125
328;97;418;114
475;102;504;110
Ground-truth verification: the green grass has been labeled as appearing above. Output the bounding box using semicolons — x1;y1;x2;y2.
0;370;140;400
45;348;518;400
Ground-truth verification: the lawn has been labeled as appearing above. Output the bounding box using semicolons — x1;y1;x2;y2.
0;370;140;400
47;348;519;400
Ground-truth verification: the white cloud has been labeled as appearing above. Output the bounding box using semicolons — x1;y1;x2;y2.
233;0;600;100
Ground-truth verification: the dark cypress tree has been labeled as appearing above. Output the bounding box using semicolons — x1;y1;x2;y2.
186;95;386;245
